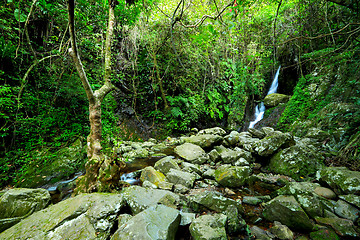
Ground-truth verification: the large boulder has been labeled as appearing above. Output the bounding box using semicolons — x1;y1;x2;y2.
154;156;180;175
166;169;196;189
111;204;180;240
174;143;208;164
122;186;179;214
182;134;223;148
0;193;125;239
315;217;359;238
215;165;251;187
198;127;226;136
317;167;360;195
253;131;295;157
0;188;51;232
224;131;241;146
262;195;314;231
269;140;324;180
264;93;291;108
189;214;227;240
140;166;167;187
215;145;242;164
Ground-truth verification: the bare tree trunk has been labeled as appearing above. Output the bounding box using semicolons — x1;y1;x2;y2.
68;0;123;193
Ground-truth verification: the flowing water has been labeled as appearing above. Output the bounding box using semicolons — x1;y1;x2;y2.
249;66;281;128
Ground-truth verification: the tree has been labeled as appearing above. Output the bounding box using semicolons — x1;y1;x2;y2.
68;0;123;193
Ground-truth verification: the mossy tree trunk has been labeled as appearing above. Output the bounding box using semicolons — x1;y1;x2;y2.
68;0;123;193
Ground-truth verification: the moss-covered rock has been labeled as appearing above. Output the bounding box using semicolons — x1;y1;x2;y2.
165;169;196;189
154;156;180;175
215;165;251;187
253;131;295;157
140;166;167;187
174;143;208;164
189;213;227;240
264;93;291;108
181;134;223;148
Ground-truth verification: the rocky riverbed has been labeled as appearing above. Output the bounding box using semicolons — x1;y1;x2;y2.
0;127;359;239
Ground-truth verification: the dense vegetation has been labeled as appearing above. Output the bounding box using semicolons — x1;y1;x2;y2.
0;0;359;188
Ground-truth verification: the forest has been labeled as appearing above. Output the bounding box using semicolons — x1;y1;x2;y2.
0;0;359;239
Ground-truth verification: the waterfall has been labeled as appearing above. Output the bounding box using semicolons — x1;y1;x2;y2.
249;66;281;129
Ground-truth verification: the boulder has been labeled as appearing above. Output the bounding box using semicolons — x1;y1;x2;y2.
269;221;294;240
264;93;291;108
248;128;266;139
140;166;167;187
182;134;223;148
334;200;359;222
111;205;180;240
208;149;221;163
123;148;150;159
253;131;295;157
309;228;340;240
189;214;227;240
224;131;241;146
269;141;324;180
181;162;202;175
0;193;124;240
223;205;246;234
339;194;360;209
317;167;360;195
250;226;275;240
314;186;337;200
215;165;251;187
262;195;314;231
154;156;180;175
215;145;242;164
315;217;359;238
166;169;196;189
0;188;51;232
198;127;226;136
122;186;179;214
174;143;208;164
180;212;196;226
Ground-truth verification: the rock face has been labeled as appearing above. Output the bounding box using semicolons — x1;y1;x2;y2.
215;165;251;187
111;204;180;240
0;193;124;240
0;188;51;232
264;93;291;108
189;214;227;240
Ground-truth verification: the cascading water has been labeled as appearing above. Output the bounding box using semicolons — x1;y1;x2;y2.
249;66;281;128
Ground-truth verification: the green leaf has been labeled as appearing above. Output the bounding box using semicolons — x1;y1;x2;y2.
14;9;27;23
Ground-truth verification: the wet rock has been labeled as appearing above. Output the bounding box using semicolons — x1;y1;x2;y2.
215;145;242;164
140;166;166;187
0;193;124;240
248;128;266;139
198;127;227;136
182;134;223;148
224;131;241;146
215;165;251;187
0;188;51;232
276;182;320;196
339;194;360;209
264;93;291;108
174;143;208;164
111;204;180;240
154;156;180;175
189;213;227;240
253;131;295;157
309;228;340;240
250;226;275;240
224;205;246;233
122;186;179;214
317;167;360;195
269;141;324;180
166;169;196;189
262;195;314;231
189;190;243;213
315;217;359;238
269;221;294;240
243;196;271;205
334;199;360;222
296;194;324;218
314;186;336;200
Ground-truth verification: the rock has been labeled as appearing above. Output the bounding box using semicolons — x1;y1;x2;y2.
158;181;174;191
180;212;196;226
317;167;360;195
315;217;359;238
189;190;243;213
305;128;331;142
142;180;158;189
203;168;216;179
243;196;271;205
189;214;227;240
314;186;336;199
122;186;179;214
174;143;208;164
181;162;202;175
123;148;150;159
224;131;241;146
269;221;294;240
224;205;246;233
233;147;254;162
269;141;324;180
0;193;124;240
154;156;180;175
261;127;275;135
215;145;242;164
0;188;51;232
208;149;221;163
166;169;196;189
182;134;223;148
339;194;360;209
174;184;190;194
296;194;324;218
248;128;266;139
276;182;320;196
250;226;275;240
334;200;360;222
198;127;227;136
262;195;314;231
111;205;180;240
309;228;340;240
118;214;132;227
215;165;251;187
264;93;291;108
253;131;295;156
234;158;250;166
140;166;167;187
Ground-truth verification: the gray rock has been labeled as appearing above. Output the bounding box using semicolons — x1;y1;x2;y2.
215;165;251;187
174;184;190;194
123;148;150;159
314;186;337;199
334;199;360;222
339;194;360;209
122;186;179;214
269;221;294;240
140;166;167;187
166;169;196;189
224;205;246;233
250;226;275;240
262;195;314;231
264;93;291;108
317;167;360;195
181;162;202;175
253;131;295;157
261;127;275;136
276;182;320;196
248;128;266;139
158;181;174;191
215;146;242;164
180;212;196;226
174;143;208;164
224;131;241;146
182;134;223;148
243;196;271;205
198;127;227;136
208;149;221;163
296;194;324;218
189;214;227;240
142;180;158;189
112;205;180;240
203;168;216;179
154;156;180;175
315;217;359;238
118;214;132;227
234;158;250;166
0;193;124;240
